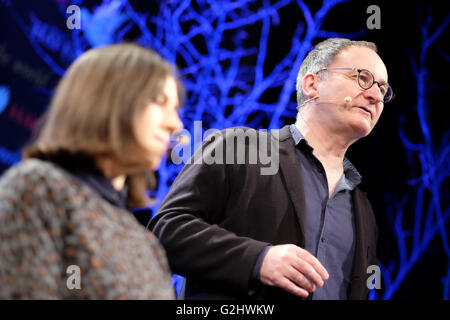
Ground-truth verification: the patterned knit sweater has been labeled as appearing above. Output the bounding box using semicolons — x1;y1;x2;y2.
0;159;175;299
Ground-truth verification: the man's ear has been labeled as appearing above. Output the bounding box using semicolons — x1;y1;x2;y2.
302;73;319;99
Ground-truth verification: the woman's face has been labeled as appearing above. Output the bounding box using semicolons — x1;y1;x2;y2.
134;76;183;170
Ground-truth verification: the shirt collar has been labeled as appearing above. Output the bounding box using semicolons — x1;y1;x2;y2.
72;167;129;210
48;153;129;210
289;124;362;190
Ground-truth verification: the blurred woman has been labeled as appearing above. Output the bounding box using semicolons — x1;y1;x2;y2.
0;43;183;299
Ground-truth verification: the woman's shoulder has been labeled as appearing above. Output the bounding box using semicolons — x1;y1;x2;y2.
0;158;71;187
0;159;89;207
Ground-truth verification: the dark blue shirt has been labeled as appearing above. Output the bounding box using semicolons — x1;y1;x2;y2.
252;125;361;300
48;153;129;210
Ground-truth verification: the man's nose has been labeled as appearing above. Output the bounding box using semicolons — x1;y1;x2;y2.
364;83;384;104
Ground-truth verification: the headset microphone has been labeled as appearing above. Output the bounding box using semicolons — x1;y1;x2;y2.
299;95;352;109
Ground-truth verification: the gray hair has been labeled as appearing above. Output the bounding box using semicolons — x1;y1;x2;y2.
296;38;377;109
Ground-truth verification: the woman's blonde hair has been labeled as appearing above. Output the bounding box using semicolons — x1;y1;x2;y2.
23;43;183;207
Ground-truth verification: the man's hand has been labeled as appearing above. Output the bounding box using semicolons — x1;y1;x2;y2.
259;244;329;298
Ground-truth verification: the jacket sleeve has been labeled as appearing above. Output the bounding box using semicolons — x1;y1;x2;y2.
149;130;270;295
0;162;65;299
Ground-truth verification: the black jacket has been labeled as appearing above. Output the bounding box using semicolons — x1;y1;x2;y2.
150;125;379;300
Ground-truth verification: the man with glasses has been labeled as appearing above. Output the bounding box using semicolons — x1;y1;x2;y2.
151;38;388;300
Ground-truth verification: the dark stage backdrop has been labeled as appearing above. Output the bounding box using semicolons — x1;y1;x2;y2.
0;0;448;300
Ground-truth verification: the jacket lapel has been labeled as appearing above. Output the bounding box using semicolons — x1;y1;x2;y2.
273;125;307;245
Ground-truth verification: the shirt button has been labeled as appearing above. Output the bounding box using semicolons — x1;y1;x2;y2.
321;237;326;243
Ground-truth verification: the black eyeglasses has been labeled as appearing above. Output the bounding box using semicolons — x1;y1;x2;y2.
317;67;394;103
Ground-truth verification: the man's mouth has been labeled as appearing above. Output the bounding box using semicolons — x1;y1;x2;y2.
357;106;372;119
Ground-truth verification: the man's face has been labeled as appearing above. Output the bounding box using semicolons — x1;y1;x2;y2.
315;46;388;139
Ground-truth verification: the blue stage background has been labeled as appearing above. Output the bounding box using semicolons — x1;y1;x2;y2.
0;0;448;299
